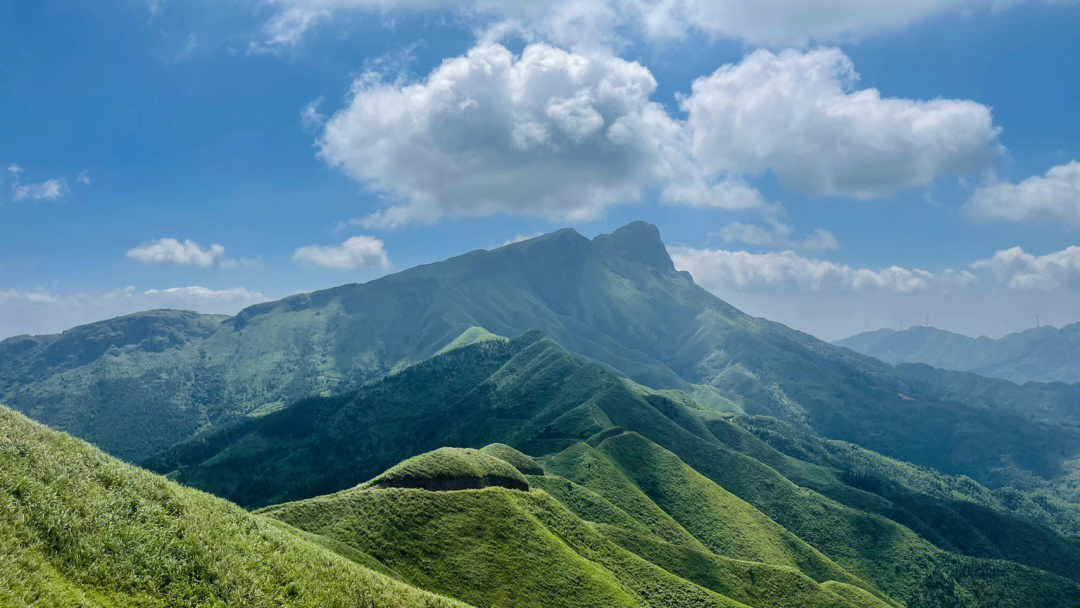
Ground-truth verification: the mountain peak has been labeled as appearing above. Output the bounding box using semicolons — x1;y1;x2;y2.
592;221;674;271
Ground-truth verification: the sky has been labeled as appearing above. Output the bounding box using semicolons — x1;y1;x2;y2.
2;0;1080;341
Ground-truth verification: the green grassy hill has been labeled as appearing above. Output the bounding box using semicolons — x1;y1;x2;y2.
261;444;895;608
156;333;1080;607
0;405;467;608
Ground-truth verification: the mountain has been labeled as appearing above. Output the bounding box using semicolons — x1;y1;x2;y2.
6;222;1080;500
0;405;466;608
836;324;1080;384
153;333;1080;607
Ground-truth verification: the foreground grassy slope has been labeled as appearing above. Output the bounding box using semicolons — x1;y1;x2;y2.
0;406;467;608
263;445;894;608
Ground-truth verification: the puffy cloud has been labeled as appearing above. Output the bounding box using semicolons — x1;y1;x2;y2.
669;246;974;293
317;44;1000;226
965;161;1080;226
716;222;839;251
126;238;231;268
972;245;1080;290
256;0;1070;49
0;286;267;338
682;48;1001;198
319;42;693;227
292;235;390;269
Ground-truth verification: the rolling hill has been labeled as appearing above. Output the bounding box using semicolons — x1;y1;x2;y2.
152;332;1080;607
836;324;1080;384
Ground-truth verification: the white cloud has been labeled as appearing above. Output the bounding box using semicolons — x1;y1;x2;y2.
0;285;267;338
659;177;769;212
320;42;696;228
682;48;1001;199
139;286;266;306
12;178;66;201
500;233;543;246
126;238;231;268
292;235;390;269
972;245;1080;290
255;0;1071;49
716;222;839;251
77;170;91;185
669;246;974;293
0;290;64;305
316;44;1001;226
965;160;1080;226
301;96;326;131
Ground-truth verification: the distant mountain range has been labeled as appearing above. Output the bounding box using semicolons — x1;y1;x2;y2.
836;324;1080;384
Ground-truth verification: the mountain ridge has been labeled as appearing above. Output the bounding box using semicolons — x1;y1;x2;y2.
837;324;1080;384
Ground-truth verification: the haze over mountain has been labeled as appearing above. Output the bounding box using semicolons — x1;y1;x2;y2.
837;324;1080;384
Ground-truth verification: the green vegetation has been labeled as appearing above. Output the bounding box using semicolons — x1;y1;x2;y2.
160;332;1080;606
368;447;529;491
262;445;896;608
481;442;545;475
0;406;466;608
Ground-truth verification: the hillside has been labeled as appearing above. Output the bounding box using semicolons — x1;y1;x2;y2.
7;222;1080;501
154;334;1080;607
0;405;466;608
836;324;1080;384
261;443;895;608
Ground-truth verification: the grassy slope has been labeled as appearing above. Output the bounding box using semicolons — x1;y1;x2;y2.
261;486;740;608
262;446;897;608
368;447;529;490
0;406;466;608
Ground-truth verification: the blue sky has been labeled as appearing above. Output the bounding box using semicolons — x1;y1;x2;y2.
2;0;1080;340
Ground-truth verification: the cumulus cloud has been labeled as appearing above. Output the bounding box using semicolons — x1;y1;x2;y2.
669;246;974;293
682;48;1001;198
292;235;390;269
255;0;1068;49
716;222;839;251
126;238;231;268
0;285;267;338
319;42;693;228
965;160;1080;226
972;245;1080;290
316;44;1000;226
